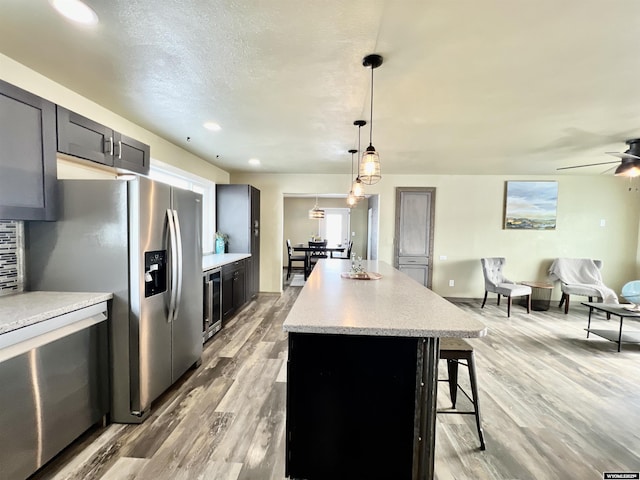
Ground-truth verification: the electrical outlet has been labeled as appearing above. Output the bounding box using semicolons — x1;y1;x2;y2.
449;280;455;287
439;255;447;260
600;219;606;227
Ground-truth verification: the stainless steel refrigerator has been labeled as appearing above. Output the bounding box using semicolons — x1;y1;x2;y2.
26;177;203;423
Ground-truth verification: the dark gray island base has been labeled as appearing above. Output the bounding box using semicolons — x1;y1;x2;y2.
283;260;487;480
286;333;439;479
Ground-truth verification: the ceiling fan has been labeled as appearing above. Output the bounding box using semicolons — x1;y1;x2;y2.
557;138;640;177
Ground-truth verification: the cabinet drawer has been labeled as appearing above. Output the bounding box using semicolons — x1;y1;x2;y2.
398;256;428;265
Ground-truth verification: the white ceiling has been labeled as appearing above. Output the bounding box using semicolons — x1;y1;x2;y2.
2;0;640;176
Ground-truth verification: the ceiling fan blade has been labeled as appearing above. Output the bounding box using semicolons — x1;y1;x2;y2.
605;152;640;160
556;161;620;171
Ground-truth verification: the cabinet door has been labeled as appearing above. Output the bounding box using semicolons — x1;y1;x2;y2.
233;263;246;309
114;132;150;175
399;264;429;287
56;106;114;166
222;267;235;321
0;79;57;221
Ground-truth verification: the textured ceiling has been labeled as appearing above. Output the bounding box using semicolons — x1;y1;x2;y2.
1;0;640;176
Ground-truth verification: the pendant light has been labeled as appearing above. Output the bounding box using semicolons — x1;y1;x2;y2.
309;195;325;219
346;149;358;206
359;54;383;185
352;120;366;198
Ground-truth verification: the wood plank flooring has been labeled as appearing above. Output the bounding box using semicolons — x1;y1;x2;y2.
30;290;640;480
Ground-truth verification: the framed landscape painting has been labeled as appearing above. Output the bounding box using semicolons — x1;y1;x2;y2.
504;181;558;230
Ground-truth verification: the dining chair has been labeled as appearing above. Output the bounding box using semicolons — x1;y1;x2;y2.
330;240;353;259
286;239;306;280
308;240;328;271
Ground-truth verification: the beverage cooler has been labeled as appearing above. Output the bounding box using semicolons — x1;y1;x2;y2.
203;267;222;342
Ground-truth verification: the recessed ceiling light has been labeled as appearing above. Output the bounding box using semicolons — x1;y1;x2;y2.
203;122;221;131
248;158;261;166
50;0;99;26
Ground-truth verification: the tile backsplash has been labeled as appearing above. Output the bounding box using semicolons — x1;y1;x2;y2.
0;220;24;295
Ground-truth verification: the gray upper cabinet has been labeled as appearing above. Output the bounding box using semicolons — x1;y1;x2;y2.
56;106;150;175
0;79;57;221
216;184;260;300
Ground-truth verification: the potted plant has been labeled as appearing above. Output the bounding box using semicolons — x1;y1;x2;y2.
215;232;228;254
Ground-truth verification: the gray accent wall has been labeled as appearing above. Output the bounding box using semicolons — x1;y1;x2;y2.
0;220;24;295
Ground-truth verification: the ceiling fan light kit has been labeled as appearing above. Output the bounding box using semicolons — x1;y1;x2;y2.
359;54;383;185
610;138;640;177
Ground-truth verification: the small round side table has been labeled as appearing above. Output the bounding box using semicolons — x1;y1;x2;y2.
520;281;554;311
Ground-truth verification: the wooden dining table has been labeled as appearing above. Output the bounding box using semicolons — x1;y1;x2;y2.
292;243;346;279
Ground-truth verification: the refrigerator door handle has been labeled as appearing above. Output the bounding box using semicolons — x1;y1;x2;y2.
172;209;184;321
167;208;179;323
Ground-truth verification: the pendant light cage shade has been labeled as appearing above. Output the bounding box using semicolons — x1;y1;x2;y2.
352;177;365;198
359;147;381;185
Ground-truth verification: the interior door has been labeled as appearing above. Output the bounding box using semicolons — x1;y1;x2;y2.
395;188;435;288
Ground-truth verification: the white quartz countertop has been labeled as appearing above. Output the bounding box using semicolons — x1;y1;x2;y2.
0;291;113;335
203;253;251;272
283;260;487;338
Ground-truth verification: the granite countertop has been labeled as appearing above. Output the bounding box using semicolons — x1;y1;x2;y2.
203;253;251;272
283;260;487;338
0;291;113;335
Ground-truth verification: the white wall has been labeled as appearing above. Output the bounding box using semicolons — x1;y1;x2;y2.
233;172;640;297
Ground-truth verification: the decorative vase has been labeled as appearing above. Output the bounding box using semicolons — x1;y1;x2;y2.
215;237;226;254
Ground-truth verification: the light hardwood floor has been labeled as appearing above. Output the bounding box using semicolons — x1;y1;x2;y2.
31;289;640;480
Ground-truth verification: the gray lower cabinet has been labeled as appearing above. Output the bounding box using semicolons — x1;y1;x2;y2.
222;260;246;322
0;303;109;480
0;79;57;221
56;106;150;175
398;261;429;286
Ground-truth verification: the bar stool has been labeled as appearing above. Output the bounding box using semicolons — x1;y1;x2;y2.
437;337;486;450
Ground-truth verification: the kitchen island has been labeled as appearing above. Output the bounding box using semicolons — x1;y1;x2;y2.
283;260;487;480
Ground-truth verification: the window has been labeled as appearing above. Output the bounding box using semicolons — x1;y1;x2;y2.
319;208;350;255
148;160;215;253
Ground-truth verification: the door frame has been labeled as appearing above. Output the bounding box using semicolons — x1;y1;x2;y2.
394;187;436;288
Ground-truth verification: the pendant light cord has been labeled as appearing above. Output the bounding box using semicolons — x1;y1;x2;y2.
350;151;354;184
357;123;362;174
369;65;374;146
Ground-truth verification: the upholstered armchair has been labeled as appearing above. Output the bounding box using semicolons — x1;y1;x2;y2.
548;258;618;314
480;257;531;317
